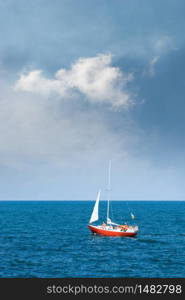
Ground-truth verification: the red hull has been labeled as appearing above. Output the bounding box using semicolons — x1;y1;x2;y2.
88;225;137;237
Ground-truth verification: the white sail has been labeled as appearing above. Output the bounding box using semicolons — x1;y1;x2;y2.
89;190;101;224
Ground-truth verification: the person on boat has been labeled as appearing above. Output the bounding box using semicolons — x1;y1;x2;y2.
119;225;129;231
101;222;106;228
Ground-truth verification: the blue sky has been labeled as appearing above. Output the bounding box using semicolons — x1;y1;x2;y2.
0;0;185;200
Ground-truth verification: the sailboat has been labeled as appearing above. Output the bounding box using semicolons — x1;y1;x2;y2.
88;161;139;237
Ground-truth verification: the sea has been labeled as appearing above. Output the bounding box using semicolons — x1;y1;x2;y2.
0;200;185;278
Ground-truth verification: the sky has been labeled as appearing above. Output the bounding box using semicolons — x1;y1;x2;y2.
0;0;185;200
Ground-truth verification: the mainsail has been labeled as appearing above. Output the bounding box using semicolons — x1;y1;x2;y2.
89;190;101;224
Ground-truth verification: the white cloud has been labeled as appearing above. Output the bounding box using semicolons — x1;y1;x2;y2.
0;83;128;170
143;35;175;77
1;67;184;200
148;55;160;76
2;53;184;200
15;54;134;109
154;35;174;54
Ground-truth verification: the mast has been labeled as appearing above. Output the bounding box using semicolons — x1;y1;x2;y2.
106;160;111;223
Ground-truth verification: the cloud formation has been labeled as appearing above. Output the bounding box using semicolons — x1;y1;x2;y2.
0;81;128;170
15;54;134;109
148;55;160;76
143;35;175;77
154;35;174;54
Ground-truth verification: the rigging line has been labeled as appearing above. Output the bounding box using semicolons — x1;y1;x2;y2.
106;160;111;223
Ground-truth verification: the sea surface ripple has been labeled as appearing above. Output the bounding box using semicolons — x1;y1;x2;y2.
0;201;185;278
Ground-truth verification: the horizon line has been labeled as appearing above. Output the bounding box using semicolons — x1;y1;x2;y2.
0;199;184;202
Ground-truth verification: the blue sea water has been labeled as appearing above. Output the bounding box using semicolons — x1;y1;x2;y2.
0;200;185;278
